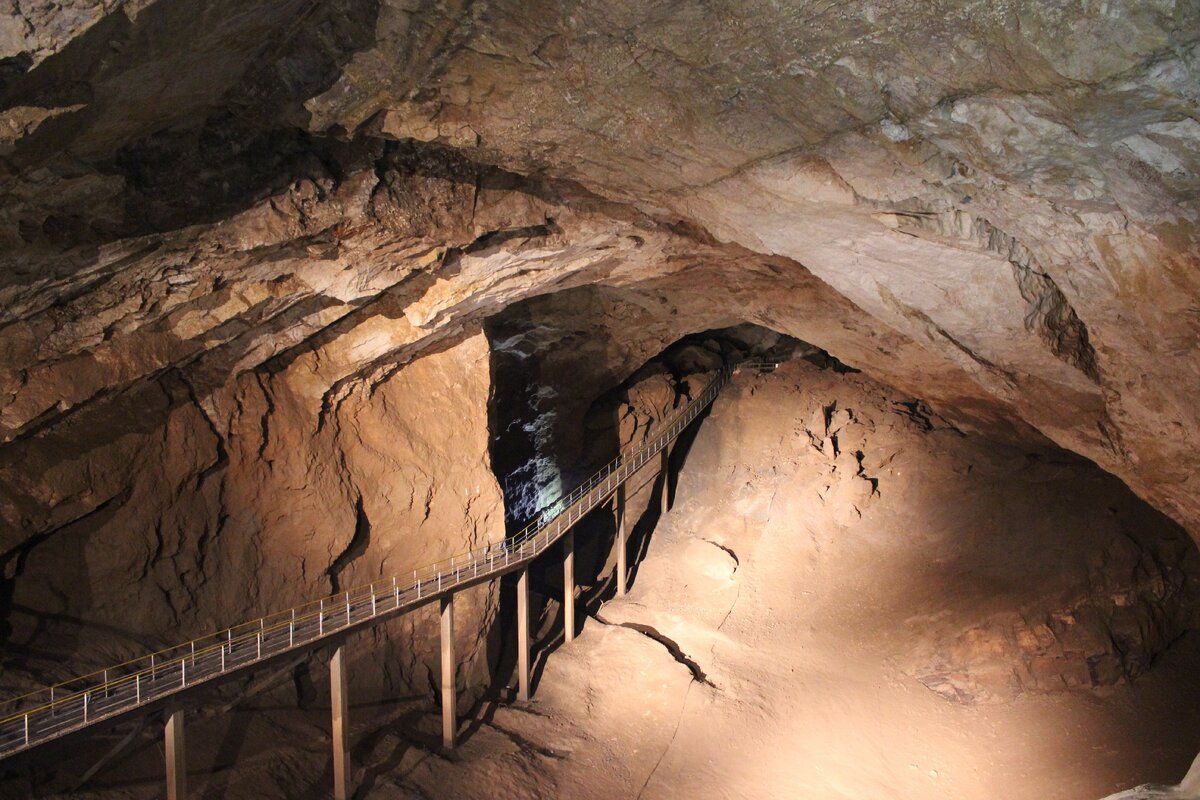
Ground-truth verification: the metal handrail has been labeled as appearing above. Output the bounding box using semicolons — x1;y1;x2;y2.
0;358;773;757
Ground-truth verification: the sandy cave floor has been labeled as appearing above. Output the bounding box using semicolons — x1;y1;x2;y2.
31;361;1200;800
373;363;1200;800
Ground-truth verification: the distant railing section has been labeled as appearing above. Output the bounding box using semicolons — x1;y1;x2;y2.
0;358;777;758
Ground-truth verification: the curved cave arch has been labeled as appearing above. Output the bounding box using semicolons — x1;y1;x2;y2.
1;3;1199;798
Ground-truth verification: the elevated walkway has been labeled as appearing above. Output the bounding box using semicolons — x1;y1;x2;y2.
0;359;777;797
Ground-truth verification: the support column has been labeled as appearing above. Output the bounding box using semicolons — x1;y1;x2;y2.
660;447;671;514
330;644;350;800
517;566;531;702
615;484;627;596
563;530;575;643
440;595;457;750
164;707;186;800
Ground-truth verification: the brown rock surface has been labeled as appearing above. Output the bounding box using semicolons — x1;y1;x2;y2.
0;2;1198;796
0;1;1196;543
381;358;1200;800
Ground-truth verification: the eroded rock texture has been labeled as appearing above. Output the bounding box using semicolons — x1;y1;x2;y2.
0;0;1197;771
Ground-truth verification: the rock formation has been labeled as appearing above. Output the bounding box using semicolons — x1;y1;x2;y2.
0;1;1198;797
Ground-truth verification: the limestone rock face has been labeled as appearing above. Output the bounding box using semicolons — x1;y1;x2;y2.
298;0;1200;538
1;0;1196;545
0;0;1198;728
0;324;504;699
679;359;1200;706
914;524;1199;703
386;358;1200;800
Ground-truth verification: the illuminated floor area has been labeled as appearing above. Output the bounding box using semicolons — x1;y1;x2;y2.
378;361;1200;800
17;360;1198;800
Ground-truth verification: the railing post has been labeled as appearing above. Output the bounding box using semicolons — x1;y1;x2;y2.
319;599;324;636
83;691;89;722
440;595;457;750
393;576;399;606
371;584;377;616
23;713;28;746
330;643;351;800
345;592;351;627
616;483;628;596
165;707;186;800
660;446;671;515
517;567;531;702
563;530;576;644
290;610;295;648
136;673;141;704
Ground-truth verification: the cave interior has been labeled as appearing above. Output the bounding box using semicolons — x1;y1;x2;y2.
1;2;1199;799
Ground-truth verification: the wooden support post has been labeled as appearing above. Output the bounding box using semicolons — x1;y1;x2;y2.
660;447;671;514
164;707;186;800
563;530;575;643
616;484;627;596
517;566;531;702
440;595;457;750
330;643;350;800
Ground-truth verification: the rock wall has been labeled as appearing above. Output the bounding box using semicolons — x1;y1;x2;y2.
3;1;1198;541
676;358;1200;702
0;324;504;701
0;0;1198;751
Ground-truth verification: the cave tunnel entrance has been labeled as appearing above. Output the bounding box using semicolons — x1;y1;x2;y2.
464;282;1200;798
480;284;806;699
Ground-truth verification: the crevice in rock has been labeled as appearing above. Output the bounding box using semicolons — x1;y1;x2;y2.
326;495;371;594
593;612;713;687
892;398;965;435
172;368;228;487
873;205;1099;382
462;221;558;255
702;540;739;573
1010;257;1099;382
0;486;131;649
853;451;880;495
252;371;276;464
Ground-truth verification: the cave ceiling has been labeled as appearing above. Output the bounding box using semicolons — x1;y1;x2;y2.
1;0;1198;538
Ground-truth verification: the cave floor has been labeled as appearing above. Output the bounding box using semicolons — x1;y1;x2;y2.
34;362;1200;800
371;363;1200;800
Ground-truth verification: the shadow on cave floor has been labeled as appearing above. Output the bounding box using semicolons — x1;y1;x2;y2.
468;307;791;740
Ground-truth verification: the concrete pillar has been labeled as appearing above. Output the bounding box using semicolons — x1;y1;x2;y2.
517;566;531;702
164;707;186;800
615;484;627;596
440;595;456;750
563;530;575;643
330;643;350;800
660;447;671;514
